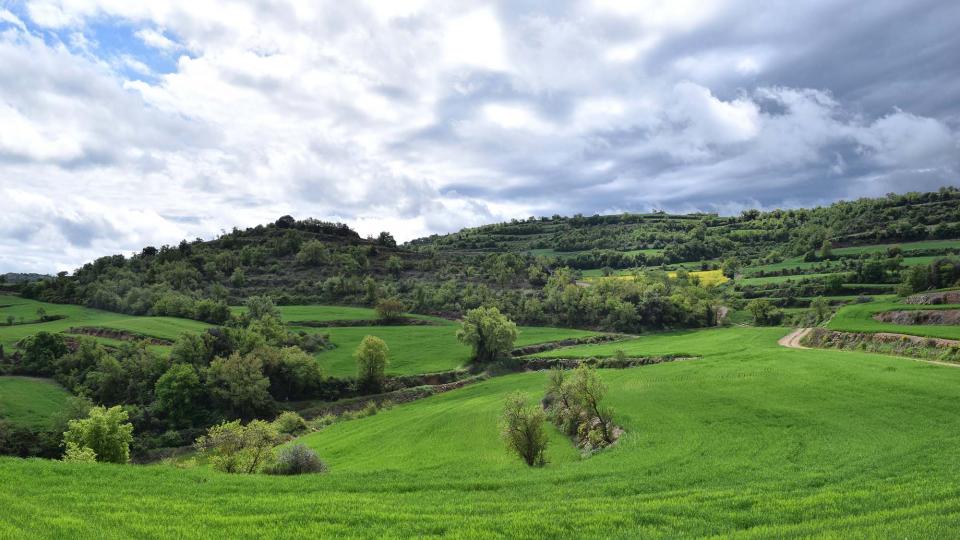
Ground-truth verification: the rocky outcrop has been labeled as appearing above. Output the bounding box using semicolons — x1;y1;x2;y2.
904;291;960;305
874;310;960;325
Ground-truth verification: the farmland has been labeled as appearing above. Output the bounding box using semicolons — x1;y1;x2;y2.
5;327;960;536
827;301;960;340
302;324;600;377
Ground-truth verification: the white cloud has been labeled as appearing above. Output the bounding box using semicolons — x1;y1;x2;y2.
0;0;957;272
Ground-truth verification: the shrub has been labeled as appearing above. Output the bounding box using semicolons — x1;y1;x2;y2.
273;411;308;436
375;298;405;322
266;444;327;475
500;392;548;467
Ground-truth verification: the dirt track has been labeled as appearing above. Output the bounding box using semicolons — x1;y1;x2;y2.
778;328;811;349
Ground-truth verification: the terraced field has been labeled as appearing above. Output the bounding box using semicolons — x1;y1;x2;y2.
5;326;960;536
0;295;211;352
827;300;960;340
303;324;600;377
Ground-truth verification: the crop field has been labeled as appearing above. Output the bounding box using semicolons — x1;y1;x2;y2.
299;324;599;377
0;376;71;429
0;295;210;351
583;269;728;287
5;326;960;536
827;301;960;340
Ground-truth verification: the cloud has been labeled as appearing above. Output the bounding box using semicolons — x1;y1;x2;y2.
0;0;957;273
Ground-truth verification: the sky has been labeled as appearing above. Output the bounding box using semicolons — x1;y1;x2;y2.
0;0;958;273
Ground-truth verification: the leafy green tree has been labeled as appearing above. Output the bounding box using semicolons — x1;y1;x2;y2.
898;265;931;296
155;364;203;427
566;365;615;445
19;331;68;376
721;258;741;279
194;419;281;474
500;392;548;467
377;231;397;247
820;240;833;260
354;336;389;393
456;306;518;363
35;307;47;321
295;240;327;266
206;353;274;420
245;295;280;321
386;255;403;276
62;406;134;464
809;296;831;324
747;299;783;326
260;346;324;401
230;267;246;287
171;332;212;366
62;442;98;463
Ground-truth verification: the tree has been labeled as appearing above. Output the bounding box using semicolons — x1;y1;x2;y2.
36;307;47;322
171;333;211;366
566;365;615;445
809;296;831;324
721;258;741;279
206;353;274;420
155;364;203;427
261;347;324;401
500;392;548;467
354;336;389;393
456;307;518;363
386;255;403;276
898;265;931;296
19;331;68;376
62;406;134;464
377;231;397;247
820;240;833;260
245;295;280;321
295;240;327;266
194;419;281;474
375;298;404;322
747;299;783;326
230;267;246;287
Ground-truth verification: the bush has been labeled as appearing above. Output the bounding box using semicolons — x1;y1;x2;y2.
273;411;308;436
266;444;327;475
375;298;405;322
194;419;281;474
500;392;548;467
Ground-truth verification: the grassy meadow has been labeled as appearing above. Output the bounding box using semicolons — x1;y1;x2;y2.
0;376;71;429
5;326;960;536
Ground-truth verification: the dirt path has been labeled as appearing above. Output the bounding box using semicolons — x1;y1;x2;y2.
779;327;960;369
778;328;812;349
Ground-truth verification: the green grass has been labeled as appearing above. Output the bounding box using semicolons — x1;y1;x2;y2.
0;295;211;352
300;325;600;377
0;376;71;429
232;304;450;325
832;239;960;256
6;326;960;536
828;301;960;340
739;272;841;286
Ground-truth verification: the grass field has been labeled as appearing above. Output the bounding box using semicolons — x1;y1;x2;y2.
832;239;960;256
300;325;600;377
583;269;728;287
5;326;960;536
0;376;71;429
232;304;450;325
739;272;842;286
827;301;960;340
0;295;211;351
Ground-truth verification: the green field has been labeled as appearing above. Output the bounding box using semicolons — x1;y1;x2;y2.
5;326;960;536
302;325;600;377
0;295;210;351
827;301;960;340
0;376;71;429
232;304;449;325
739;272;842;286
832;239;960;256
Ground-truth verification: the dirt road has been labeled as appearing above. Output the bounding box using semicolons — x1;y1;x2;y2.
778;328;811;349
